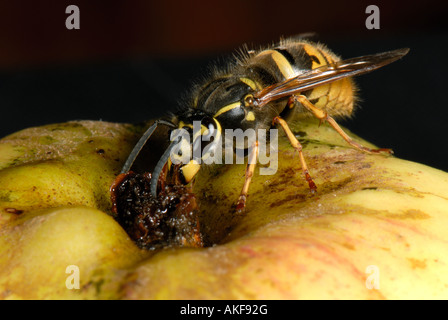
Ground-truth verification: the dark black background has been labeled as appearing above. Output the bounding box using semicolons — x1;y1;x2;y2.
0;0;447;171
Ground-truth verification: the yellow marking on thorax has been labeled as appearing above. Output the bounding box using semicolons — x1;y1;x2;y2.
246;111;255;121
257;49;296;79
240;77;259;90
214;101;240;118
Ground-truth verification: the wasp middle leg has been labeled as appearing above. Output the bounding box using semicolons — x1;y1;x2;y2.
294;95;393;155
235;141;259;214
272;116;317;193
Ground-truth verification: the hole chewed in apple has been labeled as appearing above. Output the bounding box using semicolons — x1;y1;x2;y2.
110;170;204;250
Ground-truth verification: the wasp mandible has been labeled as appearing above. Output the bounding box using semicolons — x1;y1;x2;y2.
120;37;409;214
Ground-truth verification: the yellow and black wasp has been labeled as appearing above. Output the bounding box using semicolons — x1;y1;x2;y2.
113;37;408;248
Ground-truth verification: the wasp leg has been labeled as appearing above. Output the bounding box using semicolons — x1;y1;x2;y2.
235;141;259;214
272;116;317;193
295;95;393;154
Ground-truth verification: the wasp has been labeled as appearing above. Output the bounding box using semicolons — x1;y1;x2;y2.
119;37;409;215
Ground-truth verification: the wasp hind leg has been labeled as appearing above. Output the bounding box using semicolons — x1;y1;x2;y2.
295;95;393;155
235;141;259;214
272;116;317;193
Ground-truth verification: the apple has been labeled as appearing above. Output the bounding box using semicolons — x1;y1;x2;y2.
0;118;447;299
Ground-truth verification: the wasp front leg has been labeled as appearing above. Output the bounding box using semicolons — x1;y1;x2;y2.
294;95;393;155
273;116;317;193
235;141;259;214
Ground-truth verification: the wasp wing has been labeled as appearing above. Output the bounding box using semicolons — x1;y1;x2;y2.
253;48;409;107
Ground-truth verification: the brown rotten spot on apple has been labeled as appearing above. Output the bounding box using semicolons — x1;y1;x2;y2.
110;168;203;250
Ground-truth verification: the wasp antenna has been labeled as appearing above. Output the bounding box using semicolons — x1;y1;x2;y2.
150;136;182;196
121;119;175;174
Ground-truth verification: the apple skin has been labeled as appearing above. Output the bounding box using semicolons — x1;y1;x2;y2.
0;118;447;299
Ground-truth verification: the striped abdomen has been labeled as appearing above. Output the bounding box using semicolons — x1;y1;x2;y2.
239;40;356;118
